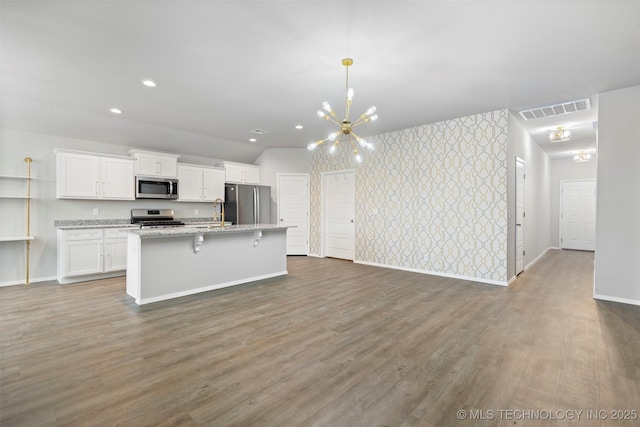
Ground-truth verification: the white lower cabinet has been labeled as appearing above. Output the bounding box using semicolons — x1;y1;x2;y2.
64;238;104;276
57;228;130;284
105;238;128;272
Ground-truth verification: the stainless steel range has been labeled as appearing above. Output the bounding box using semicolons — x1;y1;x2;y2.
131;209;185;228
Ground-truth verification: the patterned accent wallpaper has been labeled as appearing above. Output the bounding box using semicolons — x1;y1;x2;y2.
310;109;509;283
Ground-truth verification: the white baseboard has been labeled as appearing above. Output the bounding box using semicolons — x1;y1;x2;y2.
136;270;288;305
0;275;57;287
354;260;507;287
306;253;323;258
525;247;556;271
593;293;640;307
506;247;557;286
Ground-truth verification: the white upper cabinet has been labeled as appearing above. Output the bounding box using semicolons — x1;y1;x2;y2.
56;150;135;200
57;152;100;199
101;157;136;199
223;162;260;184
128;149;180;178
177;164;225;202
177;165;202;201
202;168;226;201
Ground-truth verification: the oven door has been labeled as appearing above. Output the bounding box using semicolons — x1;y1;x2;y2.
135;176;179;199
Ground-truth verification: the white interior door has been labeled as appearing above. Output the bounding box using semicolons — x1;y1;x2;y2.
277;174;309;255
561;180;597;251
323;170;355;260
515;157;525;275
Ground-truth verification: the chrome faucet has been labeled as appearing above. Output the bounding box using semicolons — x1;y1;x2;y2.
213;197;225;226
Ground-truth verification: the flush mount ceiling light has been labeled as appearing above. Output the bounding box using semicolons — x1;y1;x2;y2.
549;126;571;142
574;151;592;162
307;58;378;163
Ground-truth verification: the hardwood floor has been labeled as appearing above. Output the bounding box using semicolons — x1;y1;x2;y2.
1;250;639;426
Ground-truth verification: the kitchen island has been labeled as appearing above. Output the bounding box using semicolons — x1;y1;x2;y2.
126;224;290;305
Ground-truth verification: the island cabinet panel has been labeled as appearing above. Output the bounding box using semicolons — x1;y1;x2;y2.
56;150;135;200
126;226;289;305
57;228;131;284
177;164;225;202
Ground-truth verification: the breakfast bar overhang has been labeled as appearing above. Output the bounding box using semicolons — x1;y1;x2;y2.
126;225;290;305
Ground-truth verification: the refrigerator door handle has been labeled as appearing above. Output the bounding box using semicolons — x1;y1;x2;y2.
254;187;258;224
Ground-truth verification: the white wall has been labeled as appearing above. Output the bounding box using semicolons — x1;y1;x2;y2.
549;156;597;248
254;148;311;222
0;129;235;285
594;85;640;305
507;112;551;280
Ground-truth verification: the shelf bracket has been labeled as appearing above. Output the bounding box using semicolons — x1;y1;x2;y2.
252;230;262;247
193;233;204;254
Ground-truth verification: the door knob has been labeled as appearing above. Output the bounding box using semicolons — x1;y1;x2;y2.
350;219;354;223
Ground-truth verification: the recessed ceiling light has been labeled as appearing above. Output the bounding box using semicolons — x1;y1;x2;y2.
141;79;157;87
295;125;303;129
250;129;268;135
109;108;122;114
249;138;257;142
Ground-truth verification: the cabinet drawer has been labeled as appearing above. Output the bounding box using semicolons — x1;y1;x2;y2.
61;229;104;240
105;228;130;238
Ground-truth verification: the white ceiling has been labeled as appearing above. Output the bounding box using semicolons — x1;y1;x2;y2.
2;1;639;163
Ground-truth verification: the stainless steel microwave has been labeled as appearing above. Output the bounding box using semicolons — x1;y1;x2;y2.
135;176;179;199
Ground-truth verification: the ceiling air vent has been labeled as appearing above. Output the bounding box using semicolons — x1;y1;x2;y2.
518;98;591;121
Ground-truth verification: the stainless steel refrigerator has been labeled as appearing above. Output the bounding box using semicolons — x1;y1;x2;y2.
224;184;272;225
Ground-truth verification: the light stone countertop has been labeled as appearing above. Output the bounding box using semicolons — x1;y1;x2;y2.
130;224;290;238
57;224;140;230
55;218;229;230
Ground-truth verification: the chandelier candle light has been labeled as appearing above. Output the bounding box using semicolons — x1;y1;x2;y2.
308;58;378;163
